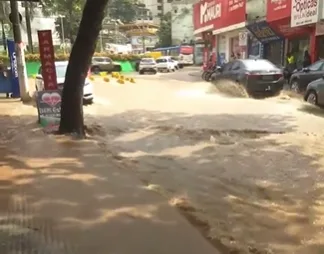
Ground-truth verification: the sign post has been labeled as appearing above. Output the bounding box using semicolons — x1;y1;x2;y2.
37;30;60;132
7;39;20;97
37;30;58;90
37;90;62;132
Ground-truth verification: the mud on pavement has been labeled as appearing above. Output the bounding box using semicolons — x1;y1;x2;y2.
88;107;324;254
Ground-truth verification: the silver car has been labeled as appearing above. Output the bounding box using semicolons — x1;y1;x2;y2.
304;74;324;107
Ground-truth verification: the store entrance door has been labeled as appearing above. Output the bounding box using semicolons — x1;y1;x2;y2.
263;40;283;67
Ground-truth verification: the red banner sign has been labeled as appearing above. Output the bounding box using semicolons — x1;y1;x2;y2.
193;0;246;33
37;30;57;90
266;0;291;22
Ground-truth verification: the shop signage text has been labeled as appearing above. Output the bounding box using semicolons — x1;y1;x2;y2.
291;0;319;27
247;21;281;43
37;30;57;90
271;0;287;12
200;0;221;25
229;0;245;12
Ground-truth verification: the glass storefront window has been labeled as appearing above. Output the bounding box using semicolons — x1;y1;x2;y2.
194;44;204;65
289;38;310;68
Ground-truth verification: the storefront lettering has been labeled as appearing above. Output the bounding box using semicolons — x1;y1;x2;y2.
11;52;18;78
200;1;221;24
229;0;244;12
251;26;277;38
291;0;318;26
271;0;287;11
38;30;57;90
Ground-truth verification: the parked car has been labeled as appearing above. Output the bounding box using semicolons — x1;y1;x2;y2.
138;58;157;74
156;57;176;72
304;74;324;107
289;60;324;93
171;57;183;69
35;61;94;104
91;57;121;74
214;59;284;96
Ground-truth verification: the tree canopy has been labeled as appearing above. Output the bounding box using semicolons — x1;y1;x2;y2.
157;12;172;47
42;0;85;43
107;0;138;23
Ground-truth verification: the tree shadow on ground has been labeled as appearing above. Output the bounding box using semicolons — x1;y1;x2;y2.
88;109;324;254
0;113;216;254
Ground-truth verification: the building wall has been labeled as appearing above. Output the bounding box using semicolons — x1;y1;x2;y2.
171;3;194;45
216;28;247;62
18;4;60;46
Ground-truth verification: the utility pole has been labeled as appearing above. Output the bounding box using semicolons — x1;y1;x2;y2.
9;0;30;102
25;1;33;53
142;19;145;53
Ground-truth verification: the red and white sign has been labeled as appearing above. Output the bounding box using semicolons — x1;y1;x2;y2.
266;0;290;22
291;0;319;27
37;30;57;90
193;0;246;34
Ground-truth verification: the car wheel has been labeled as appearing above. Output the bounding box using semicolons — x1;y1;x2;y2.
139;70;144;75
152;70;157;74
83;98;93;105
114;65;121;72
91;66;100;74
290;80;300;93
306;90;318;105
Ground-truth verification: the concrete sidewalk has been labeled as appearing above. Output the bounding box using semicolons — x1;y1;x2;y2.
0;122;219;254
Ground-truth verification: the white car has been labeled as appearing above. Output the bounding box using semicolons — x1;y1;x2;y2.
35;61;94;104
139;58;157;74
156;57;176;72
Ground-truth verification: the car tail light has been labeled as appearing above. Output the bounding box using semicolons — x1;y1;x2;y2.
245;72;258;79
274;74;283;80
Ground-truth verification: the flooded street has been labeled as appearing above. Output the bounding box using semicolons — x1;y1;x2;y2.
86;69;324;253
1;69;324;253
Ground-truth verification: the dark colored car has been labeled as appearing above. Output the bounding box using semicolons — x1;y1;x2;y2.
289;60;324;93
91;57;121;74
214;59;284;96
304;74;324;107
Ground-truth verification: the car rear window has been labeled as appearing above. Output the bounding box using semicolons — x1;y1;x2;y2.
244;59;278;71
156;58;167;63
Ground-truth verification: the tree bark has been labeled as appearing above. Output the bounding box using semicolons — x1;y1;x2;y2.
59;0;109;137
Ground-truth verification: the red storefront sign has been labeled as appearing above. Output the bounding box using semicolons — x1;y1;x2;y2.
266;0;291;22
37;30;57;90
193;0;246;33
266;0;311;38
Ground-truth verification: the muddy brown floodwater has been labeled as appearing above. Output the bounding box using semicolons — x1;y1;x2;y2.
2;72;324;254
86;75;324;254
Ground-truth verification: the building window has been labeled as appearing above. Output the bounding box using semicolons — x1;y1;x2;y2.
157;0;162;2
167;0;172;2
157;6;162;10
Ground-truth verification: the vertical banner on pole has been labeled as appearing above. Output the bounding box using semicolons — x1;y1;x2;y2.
37;30;57;90
7;39;20;97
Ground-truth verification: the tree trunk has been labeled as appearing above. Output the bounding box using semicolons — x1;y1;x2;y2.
25;2;33;53
59;0;109;137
